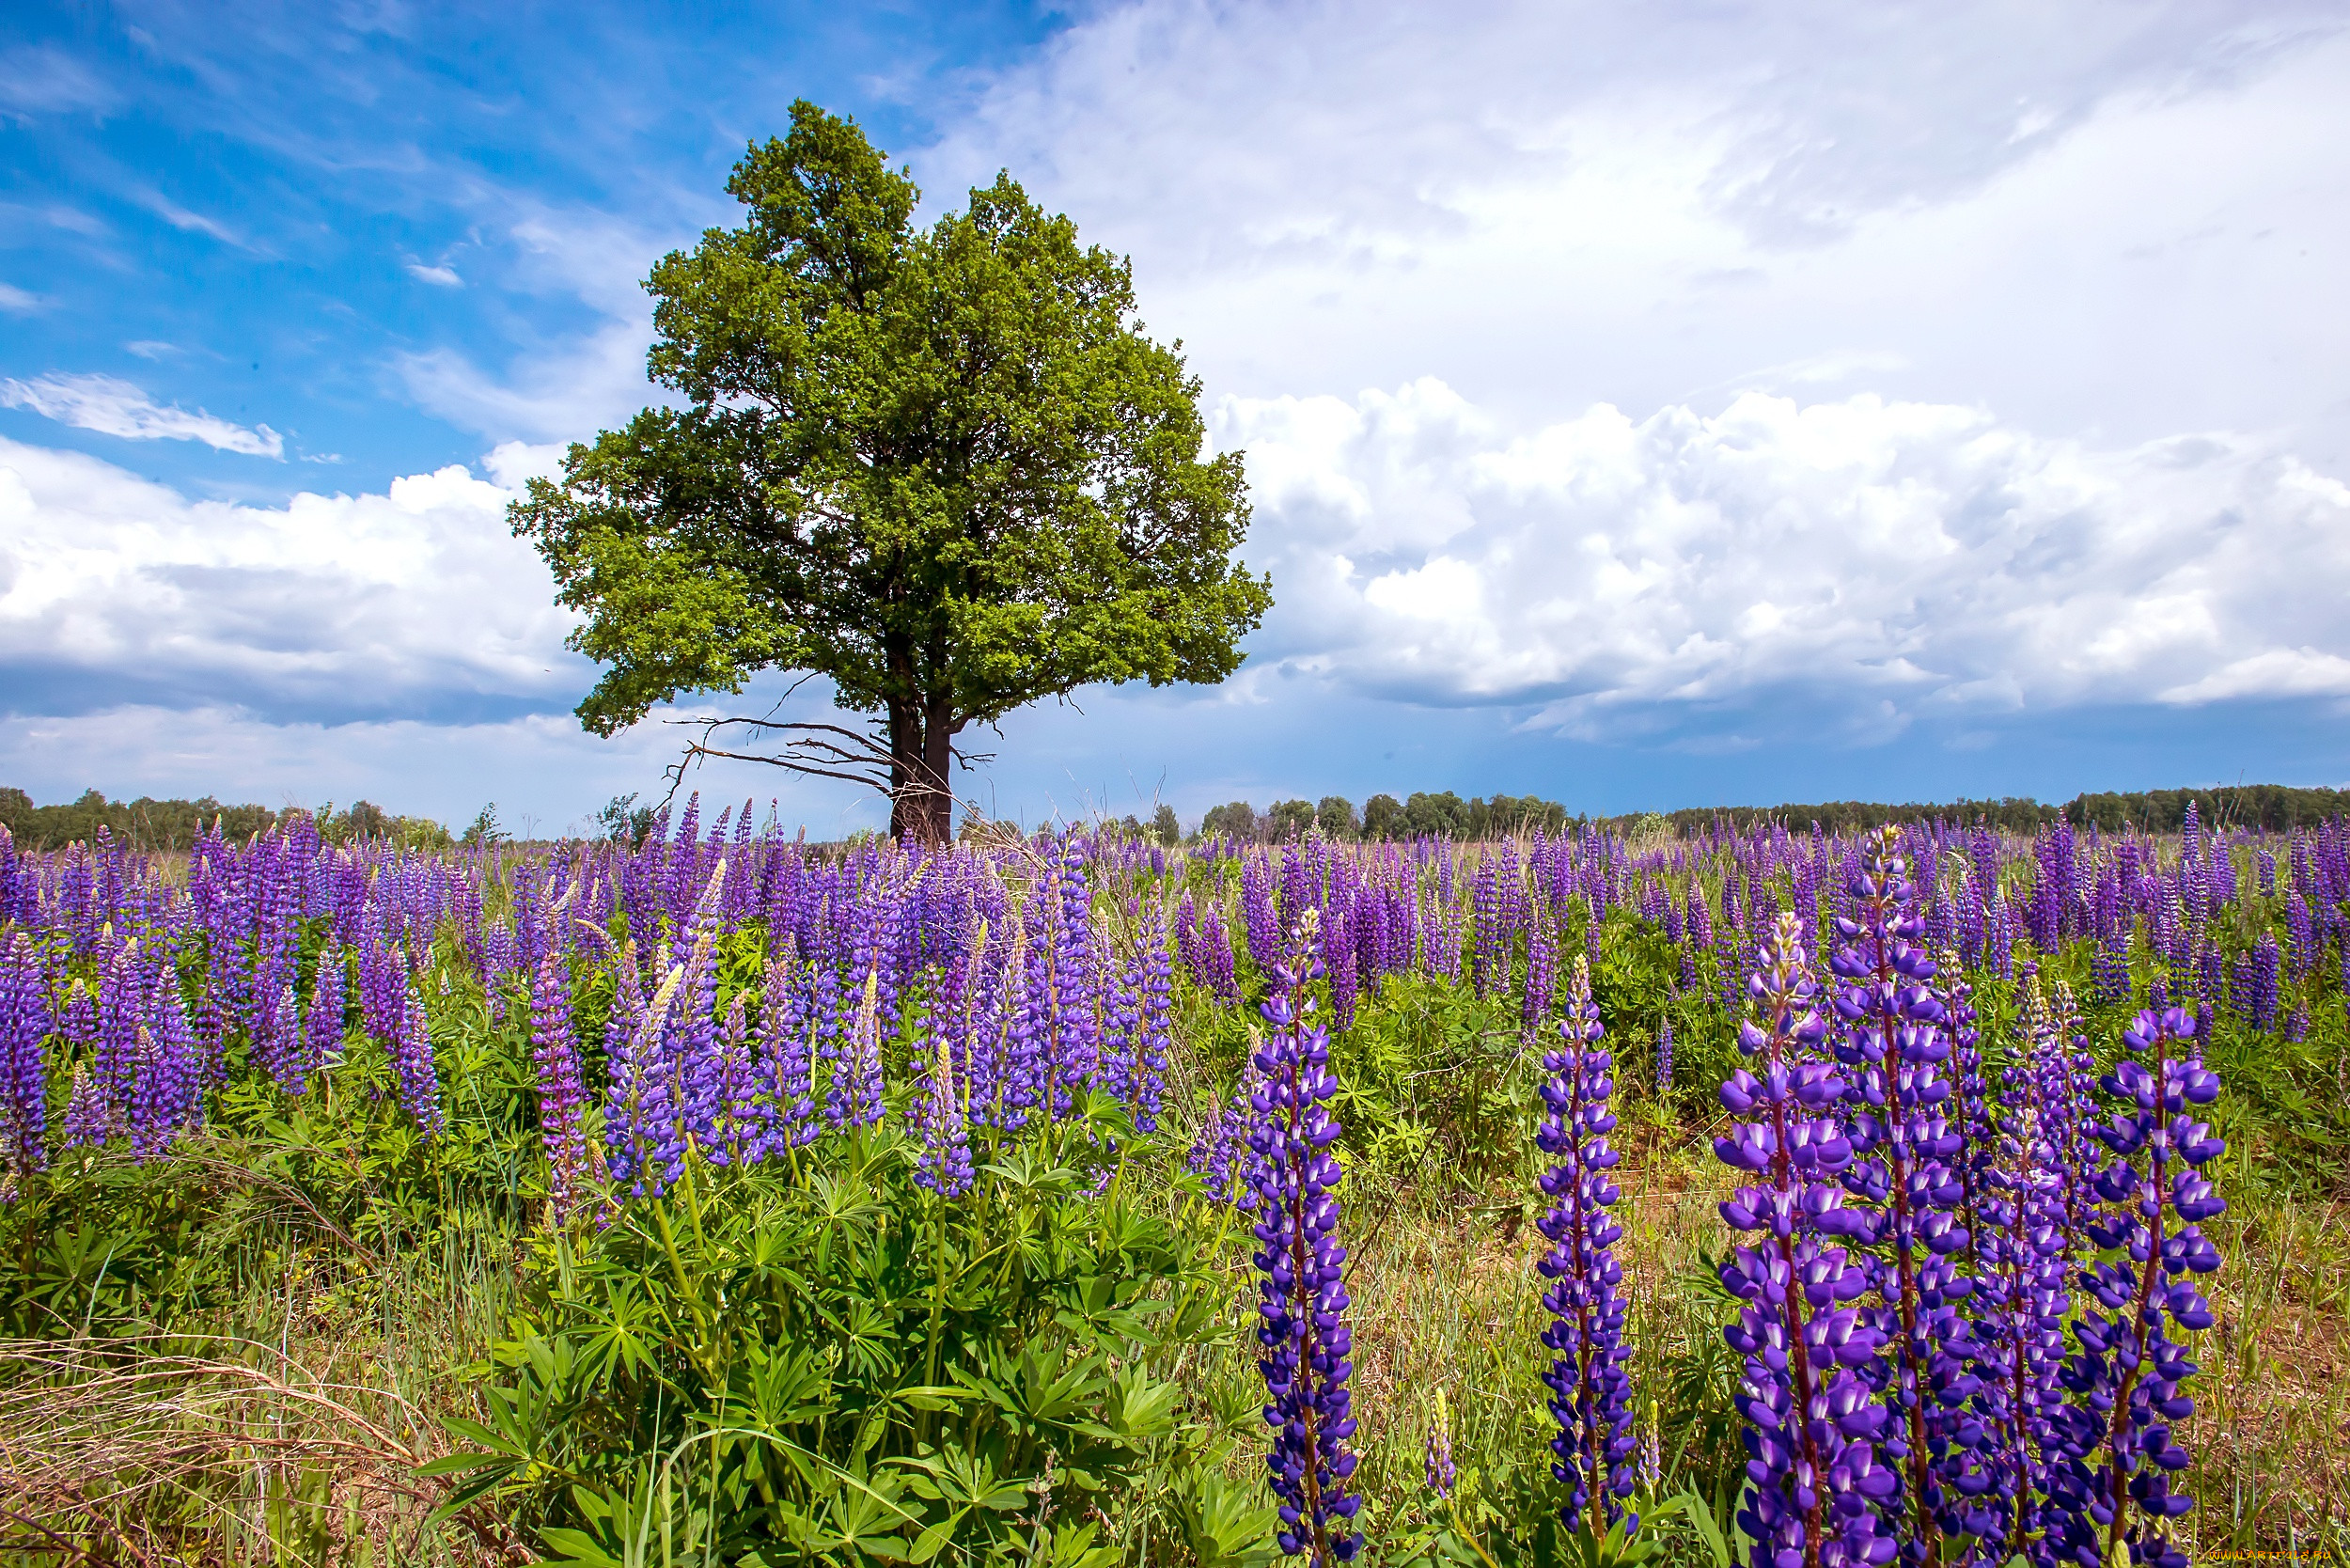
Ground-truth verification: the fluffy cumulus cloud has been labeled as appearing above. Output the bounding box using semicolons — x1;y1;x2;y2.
1;372;284;457
0;436;584;719
926;3;2350;463
1222;382;2350;739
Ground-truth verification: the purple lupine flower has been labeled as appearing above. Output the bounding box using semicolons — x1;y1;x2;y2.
1712;910;1895;1568
1186;1064;1264;1205
389;969;444;1137
913;998;974;1199
1535;953;1638;1536
1653;1020;1673;1096
1198;902;1243;1006
1523;909;1556;1040
1242;855;1280;974
2043;1007;2224;1568
710;990;762;1167
530;952;597;1222
757;949;820;1153
837;969;885;1131
1826;825;1972;1554
1245;908;1363;1563
1425;1388;1457;1502
2284;890;2315;980
1472;859;1505;998
61;1062;108;1152
134;957;203;1157
1965;1010;2080;1559
603;942;661;1197
1132;898;1174;1133
304;943;348;1085
0;933;51;1190
259;979;303;1095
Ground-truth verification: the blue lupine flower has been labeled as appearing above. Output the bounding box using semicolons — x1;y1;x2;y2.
1535;953;1638;1536
1245;908;1362;1563
2043;1006;2224;1568
1713;910;1897;1568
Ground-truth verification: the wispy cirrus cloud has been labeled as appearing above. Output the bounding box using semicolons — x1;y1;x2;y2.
0;45;117;119
0;372;284;457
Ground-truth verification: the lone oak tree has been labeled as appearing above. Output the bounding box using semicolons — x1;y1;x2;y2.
511;102;1270;842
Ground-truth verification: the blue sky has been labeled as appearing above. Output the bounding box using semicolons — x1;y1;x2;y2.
5;1;2350;835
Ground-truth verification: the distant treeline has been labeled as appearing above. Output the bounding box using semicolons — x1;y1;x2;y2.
0;788;452;853
1189;783;2350;841
1632;784;2350;837
8;779;2344;855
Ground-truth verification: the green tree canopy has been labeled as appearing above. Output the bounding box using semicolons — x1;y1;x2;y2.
1266;799;1316;839
511;102;1271;841
1315;794;1358;838
1199;801;1258;840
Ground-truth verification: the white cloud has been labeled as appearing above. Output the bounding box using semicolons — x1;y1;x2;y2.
922;3;2350;465
133;190;249;248
394;206;682;444
0;435;583;714
0;45;117;118
0;282;38;312
1219;382;2350;734
0;372;284;457
406;261;463;287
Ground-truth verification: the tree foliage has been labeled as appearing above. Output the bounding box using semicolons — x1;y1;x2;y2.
510;102;1271;842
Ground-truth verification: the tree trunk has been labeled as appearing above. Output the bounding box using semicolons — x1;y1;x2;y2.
885;693;957;845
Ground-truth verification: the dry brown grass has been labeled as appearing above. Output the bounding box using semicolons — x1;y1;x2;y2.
0;1334;525;1566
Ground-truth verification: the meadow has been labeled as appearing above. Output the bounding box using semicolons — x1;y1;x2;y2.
0;800;2342;1567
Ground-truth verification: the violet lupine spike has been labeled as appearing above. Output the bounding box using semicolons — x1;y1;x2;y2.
1424;1387;1456;1502
0;933;49;1192
1826;825;1973;1556
529;952;597;1223
1535;953;1639;1538
1129;896;1174;1133
2044;1006;2224;1568
913;1001;974;1199
1966;1020;2078;1561
758;950;819;1152
838;969;885;1131
1185;1062;1264;1205
304;943;348;1084
713;990;761;1168
602;942;657;1196
1523;908;1556;1040
136;957;202;1158
1654;1019;1673;1096
1714;920;1899;1568
1242;855;1280;975
389;970;445;1137
1245;907;1362;1563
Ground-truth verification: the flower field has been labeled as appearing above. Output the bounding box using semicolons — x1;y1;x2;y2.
1;800;2345;1566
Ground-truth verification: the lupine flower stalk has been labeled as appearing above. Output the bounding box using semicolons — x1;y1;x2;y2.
1424;1386;1456;1501
0;933;49;1193
2044;1006;2224;1568
529;952;596;1223
914;1006;974;1199
1713;910;1894;1568
1827;826;1970;1553
1535;954;1638;1534
1245;907;1363;1563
